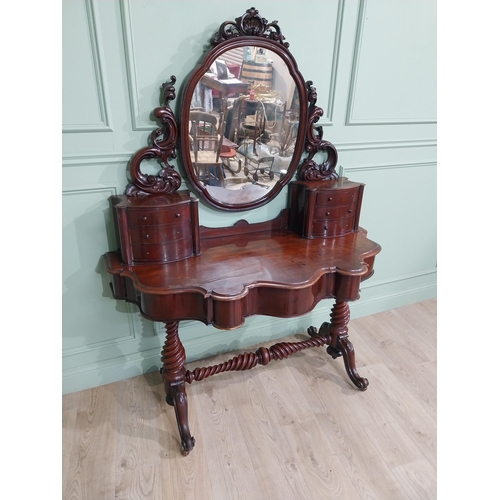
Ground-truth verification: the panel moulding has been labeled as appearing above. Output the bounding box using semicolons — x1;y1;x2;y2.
62;185;139;355
63;0;113;133
120;0;153;131
345;0;436;127
361;267;437;291
62;153;132;167
342;160;436;173
323;0;345;126
335;138;437;151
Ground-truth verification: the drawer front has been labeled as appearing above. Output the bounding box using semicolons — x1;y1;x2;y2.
126;205;191;227
128;223;192;244
312;217;355;237
313;204;356;220
316;188;358;207
131;238;193;263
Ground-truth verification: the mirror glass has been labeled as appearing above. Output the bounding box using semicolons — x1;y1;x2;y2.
186;46;300;206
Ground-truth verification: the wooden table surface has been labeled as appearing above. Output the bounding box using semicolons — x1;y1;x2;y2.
104;227;381;328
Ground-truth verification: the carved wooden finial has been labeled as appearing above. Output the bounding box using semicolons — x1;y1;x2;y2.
298;81;339;181
211;7;289;48
126;76;182;197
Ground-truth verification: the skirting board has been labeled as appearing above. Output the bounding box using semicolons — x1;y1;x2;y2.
62;272;436;395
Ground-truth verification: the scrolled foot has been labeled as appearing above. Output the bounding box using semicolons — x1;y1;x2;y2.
180;436;196;456
308;322;330;339
326;345;342;359
353;376;369;391
307;326;318;337
335;336;369;391
170;382;196;455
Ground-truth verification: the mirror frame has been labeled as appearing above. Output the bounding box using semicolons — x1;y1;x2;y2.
124;8;339;204
179;8;308;211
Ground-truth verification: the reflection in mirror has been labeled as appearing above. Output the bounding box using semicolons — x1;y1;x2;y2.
188;46;299;204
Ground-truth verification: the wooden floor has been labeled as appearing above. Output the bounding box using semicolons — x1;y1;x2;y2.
62;299;437;500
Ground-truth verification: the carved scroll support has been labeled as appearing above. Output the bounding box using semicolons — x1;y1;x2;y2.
160;321;195;456
185;332;334;384
126;77;182;197
308;301;369;390
298;81;339;182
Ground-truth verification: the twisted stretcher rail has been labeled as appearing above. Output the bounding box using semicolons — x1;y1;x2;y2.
184;331;334;383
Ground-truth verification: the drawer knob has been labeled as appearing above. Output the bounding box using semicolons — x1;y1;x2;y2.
144;234;149;239
324;225;328;230
175;213;181;218
348;209;353;213
327;197;333;201
142;216;148;221
326;211;330;216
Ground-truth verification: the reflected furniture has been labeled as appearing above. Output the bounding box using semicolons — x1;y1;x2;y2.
104;8;381;456
220;138;242;175
189;111;226;187
243;155;275;182
200;74;249;113
228;96;285;147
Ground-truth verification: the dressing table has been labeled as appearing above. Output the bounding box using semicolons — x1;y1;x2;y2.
103;8;381;456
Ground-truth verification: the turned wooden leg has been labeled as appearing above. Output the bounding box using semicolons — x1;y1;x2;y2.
309;301;368;391
160;321;195;455
327;301;368;391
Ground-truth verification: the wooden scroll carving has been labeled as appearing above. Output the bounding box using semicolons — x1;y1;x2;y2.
298;81;339;181
126;77;182;197
211;7;289;48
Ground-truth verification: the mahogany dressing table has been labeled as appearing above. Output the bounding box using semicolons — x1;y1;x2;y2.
103;8;381;456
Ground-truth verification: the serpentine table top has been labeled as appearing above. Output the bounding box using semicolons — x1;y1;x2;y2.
104;220;381;330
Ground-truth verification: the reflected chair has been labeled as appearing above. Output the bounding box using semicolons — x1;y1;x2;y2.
189;111;226;187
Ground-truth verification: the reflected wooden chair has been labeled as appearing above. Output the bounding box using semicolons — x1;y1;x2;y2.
189;111;226;187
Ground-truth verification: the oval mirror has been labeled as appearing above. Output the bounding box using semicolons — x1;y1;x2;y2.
180;15;309;211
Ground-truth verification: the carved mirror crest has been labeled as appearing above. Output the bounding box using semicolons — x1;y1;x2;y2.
126;8;339;210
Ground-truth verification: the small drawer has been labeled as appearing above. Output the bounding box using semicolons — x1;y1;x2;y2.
313;204;356;220
126;205;191;227
128;223;192;244
316;188;358;207
312;217;355;237
131;238;193;263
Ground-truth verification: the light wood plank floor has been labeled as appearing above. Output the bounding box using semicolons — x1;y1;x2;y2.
62;299;436;500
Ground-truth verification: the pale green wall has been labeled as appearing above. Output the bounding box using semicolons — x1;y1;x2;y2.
62;0;437;394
